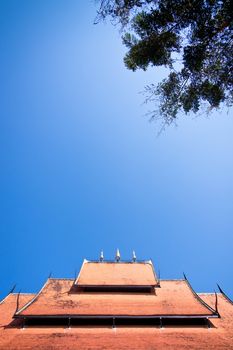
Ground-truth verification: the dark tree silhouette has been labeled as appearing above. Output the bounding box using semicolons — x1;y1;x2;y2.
96;0;233;124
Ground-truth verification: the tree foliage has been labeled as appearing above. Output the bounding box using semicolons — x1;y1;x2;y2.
96;0;233;123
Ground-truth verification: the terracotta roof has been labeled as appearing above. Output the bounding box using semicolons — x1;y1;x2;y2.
198;292;233;331
75;261;158;286
0;293;35;327
0;293;232;350
16;279;216;317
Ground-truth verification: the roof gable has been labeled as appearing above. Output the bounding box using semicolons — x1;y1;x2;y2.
75;260;158;287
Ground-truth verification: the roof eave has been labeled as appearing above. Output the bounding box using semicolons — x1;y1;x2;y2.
14;314;219;319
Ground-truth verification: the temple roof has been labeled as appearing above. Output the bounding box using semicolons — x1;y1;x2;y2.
15;278;216;317
2;292;233;350
1;290;232;350
1;272;232;350
75;260;158;286
0;293;35;327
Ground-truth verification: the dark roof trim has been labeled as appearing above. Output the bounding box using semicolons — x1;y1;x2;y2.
0;284;16;305
15;314;219;319
76;284;157;288
217;284;233;306
15;290;21;314
183;273;218;316
15;278;50;316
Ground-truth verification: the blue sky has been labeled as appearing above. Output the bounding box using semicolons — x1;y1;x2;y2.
0;0;233;300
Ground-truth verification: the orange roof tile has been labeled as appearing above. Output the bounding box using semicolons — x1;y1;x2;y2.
1;286;233;350
0;293;35;327
16;279;216;317
0;294;232;350
75;261;158;286
198;292;233;331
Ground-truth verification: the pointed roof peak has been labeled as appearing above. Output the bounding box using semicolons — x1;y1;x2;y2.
115;249;120;262
132;250;136;262
99;250;104;262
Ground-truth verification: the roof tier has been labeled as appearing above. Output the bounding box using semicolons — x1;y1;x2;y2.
0;292;232;350
16;279;215;317
75;261;158;286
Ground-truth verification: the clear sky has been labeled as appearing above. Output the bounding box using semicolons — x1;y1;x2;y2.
0;0;233;300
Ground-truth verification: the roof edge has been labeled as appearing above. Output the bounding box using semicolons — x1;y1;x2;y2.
198;293;220;296
217;284;233;306
14;278;50;316
48;278;74;281
149;258;158;284
0;293;14;305
183;274;218;316
15;314;219;319
74;259;88;285
160;279;186;281
0;284;17;305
